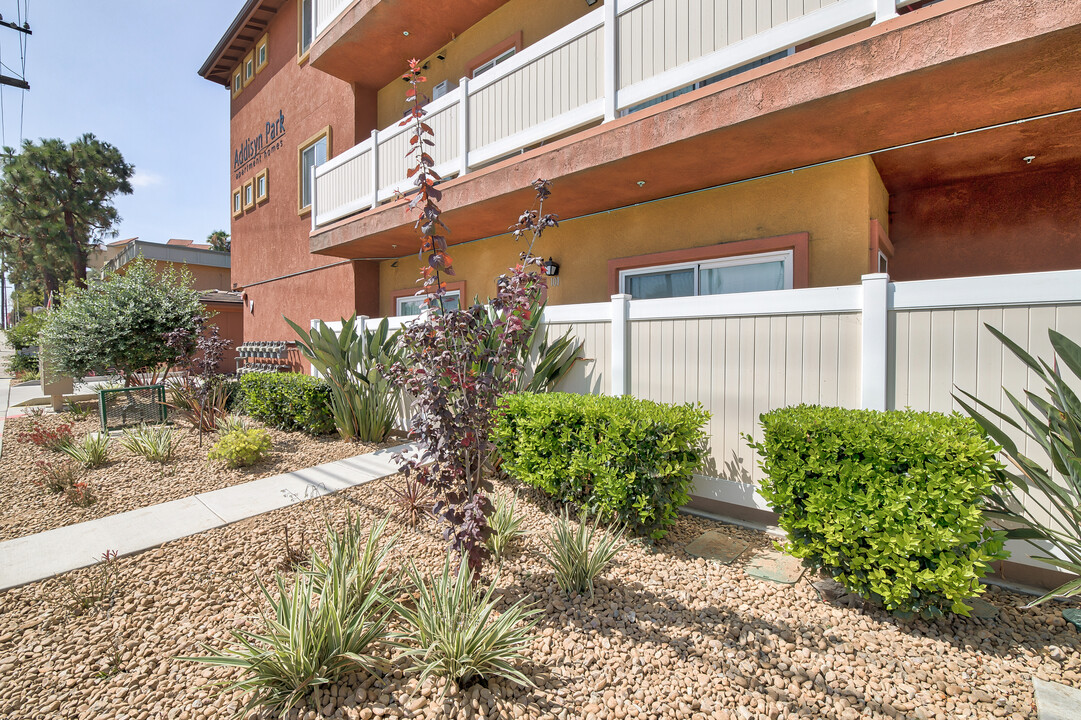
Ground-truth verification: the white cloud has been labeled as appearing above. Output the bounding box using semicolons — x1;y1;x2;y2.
131;170;165;189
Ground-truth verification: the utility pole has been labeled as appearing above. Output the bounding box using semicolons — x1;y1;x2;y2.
0;12;31;91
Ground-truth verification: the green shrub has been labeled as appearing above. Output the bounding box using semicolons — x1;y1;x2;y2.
748;405;1008;617
3;312;44;351
239;373;334;435
494;393;710;540
543;509;625;598
209;427;272;468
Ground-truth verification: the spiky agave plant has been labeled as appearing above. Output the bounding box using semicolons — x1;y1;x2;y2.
61;432;110;468
396;553;539;693
118;424;177;463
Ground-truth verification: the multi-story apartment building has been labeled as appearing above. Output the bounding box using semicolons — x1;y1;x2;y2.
200;0;1081;349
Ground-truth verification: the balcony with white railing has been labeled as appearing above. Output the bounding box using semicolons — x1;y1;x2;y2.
311;0;914;230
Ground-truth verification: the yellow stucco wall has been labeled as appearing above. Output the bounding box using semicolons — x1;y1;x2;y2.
375;0;595;129
379;157;889;314
116;260;231;293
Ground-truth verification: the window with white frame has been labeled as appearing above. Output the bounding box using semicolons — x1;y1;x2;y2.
396;291;461;316
472;47;515;78
620;250;793;300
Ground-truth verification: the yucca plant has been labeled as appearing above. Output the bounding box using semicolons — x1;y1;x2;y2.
61;432;110;469
308;514;401;613
955;325;1081;605
543;509;625;598
182;515;397;717
215;413;250;434
285;315;403;443
487;494;525;561
118;424;177;463
396;554;539;693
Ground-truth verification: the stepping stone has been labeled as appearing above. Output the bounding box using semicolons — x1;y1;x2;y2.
684;530;749;565
1033;678;1081;720
967;597;999;619
1063;608;1081;632
744;548;805;584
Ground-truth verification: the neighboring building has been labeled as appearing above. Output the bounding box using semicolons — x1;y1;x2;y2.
87;237;138;277
199;0;1081;339
105;238;231;292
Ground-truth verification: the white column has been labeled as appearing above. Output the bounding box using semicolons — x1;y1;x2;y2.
458;76;470;178
610;293;630;396
310;166;318;232
603;1;618;121
369;128;379;208
874;0;898;24
861;273;889;411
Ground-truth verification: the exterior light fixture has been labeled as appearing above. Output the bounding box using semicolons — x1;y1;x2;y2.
542;257;560;277
402;30;410;36
1023;155;1036;164
637;180;646;187
436;50;447;61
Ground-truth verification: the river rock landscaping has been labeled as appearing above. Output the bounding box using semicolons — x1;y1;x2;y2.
0;412;386;541
0;471;1076;720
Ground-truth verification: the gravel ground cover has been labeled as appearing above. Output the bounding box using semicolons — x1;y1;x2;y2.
0;413;386;541
0;473;1078;720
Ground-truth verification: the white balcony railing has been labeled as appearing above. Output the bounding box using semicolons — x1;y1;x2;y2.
312;0;910;229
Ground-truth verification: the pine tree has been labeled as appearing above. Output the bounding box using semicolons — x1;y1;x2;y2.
207;229;230;253
0;134;134;296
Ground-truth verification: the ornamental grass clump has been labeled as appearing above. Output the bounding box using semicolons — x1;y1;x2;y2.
183;519;397;718
214;413;250;435
543;509;626;598
61;432;110;469
486;494;525;561
749;405;1007;618
208;427;272;468
396;554;539;693
119;424;177;463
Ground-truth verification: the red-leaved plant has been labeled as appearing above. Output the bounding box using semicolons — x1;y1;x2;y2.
18;419;75;451
389;59;558;571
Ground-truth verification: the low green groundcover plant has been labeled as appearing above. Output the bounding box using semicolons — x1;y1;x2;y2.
209;427;273;468
239;372;335;435
494;393;709;540
748;405;1008;617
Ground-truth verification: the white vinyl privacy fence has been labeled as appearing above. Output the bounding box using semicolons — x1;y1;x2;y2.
321;268;1081;570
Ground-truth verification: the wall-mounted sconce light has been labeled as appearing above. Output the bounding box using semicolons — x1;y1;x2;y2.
542;257;560;277
436;49;447;61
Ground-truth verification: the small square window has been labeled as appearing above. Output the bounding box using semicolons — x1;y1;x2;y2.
243;179;255;211
255;169;269;204
232;188;243;218
256;34;269;73
243;50;255;85
232;67;243;98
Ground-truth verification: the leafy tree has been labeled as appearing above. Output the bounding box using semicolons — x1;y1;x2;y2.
207;230;230;253
0;134;134;296
39;257;205;385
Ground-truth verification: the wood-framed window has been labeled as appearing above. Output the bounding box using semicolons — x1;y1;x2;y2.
608;233;810;298
243;50;255;86
466;32;523;79
298;0;313;62
297;126;331;214
255;34;269;73
391;281;467;316
255;168;269;204
232;66;243;98
232;188;244;218
243;179;255;211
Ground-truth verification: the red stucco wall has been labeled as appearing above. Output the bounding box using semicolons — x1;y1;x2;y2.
228;0;380;359
889;164;1081;281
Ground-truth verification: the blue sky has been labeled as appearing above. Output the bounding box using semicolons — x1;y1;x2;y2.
0;0;240;245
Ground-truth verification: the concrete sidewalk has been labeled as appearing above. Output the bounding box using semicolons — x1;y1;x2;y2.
0;442;412;590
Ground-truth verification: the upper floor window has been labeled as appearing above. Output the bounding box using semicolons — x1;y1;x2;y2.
256;34;269;73
243;50;255;86
299;0;313;59
232;66;243;98
620;250;793;300
298;127;330;212
471;47;515;78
